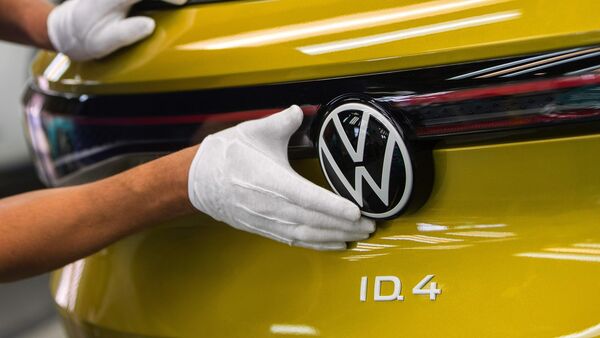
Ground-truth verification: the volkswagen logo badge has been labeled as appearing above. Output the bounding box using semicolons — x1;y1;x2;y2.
317;100;416;220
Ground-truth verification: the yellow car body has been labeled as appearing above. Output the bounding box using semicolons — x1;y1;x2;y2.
25;0;600;337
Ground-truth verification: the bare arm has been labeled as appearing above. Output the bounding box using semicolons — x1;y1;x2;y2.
0;0;54;49
0;107;376;283
0;146;198;282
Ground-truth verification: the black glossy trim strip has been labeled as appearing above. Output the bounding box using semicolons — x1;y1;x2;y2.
132;0;240;11
25;44;600;185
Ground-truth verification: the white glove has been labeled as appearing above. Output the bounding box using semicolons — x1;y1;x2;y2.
188;106;376;251
47;0;185;61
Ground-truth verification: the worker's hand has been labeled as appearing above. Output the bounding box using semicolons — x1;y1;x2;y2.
47;0;185;61
188;106;376;251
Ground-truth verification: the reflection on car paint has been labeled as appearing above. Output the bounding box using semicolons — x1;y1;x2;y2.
516;243;600;263
178;0;511;51
298;11;521;55
54;259;85;312
445;231;515;238
380;234;464;243
269;324;320;336
560;322;600;338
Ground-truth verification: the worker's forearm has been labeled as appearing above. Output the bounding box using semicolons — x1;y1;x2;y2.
97;146;197;236
0;146;197;282
0;0;54;49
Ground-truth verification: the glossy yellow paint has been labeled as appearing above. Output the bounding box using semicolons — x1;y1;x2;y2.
33;0;600;95
51;134;600;337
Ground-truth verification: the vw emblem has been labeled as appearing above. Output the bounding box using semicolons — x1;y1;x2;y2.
317;101;414;220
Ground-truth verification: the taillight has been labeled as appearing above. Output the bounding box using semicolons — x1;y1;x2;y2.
24;44;600;187
378;73;600;138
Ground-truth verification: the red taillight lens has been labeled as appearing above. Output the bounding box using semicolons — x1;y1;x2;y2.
377;73;600;138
